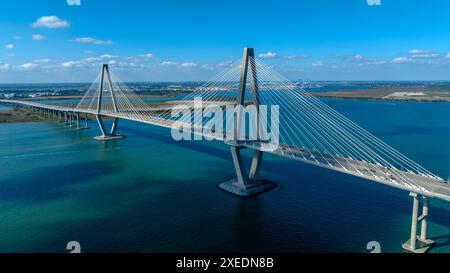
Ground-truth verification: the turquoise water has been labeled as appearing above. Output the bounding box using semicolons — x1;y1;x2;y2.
1;99;450;253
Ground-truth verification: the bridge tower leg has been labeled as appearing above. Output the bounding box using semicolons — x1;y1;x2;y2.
94;64;125;141
218;48;276;197
402;193;435;253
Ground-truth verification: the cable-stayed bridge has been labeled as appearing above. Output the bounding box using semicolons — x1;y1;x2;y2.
1;48;448;253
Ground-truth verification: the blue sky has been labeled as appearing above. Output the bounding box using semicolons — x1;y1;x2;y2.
1;0;450;83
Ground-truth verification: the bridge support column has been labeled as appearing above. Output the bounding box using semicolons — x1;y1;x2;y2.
84;113;89;128
94;115;124;141
402;193;435;253
69;112;74;127
218;48;275;197
76;112;80;129
74;112;88;130
218;144;275;197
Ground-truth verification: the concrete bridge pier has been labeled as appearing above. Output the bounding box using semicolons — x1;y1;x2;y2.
76;112;80;129
402;192;435;253
74;112;89;130
219;144;275;197
69;112;74;127
66;112;71;126
94;115;124;141
84;113;89;129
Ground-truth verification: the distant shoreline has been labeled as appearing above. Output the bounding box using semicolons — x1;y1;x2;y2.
311;88;450;103
22;92;181;101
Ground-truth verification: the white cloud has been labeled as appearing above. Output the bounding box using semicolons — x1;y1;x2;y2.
161;61;178;65
201;64;217;71
312;61;324;66
81;57;101;63
32;34;46;41
408;49;423;55
140;53;154;58
347;54;385;65
392;57;412;64
0;64;11;70
408;49;438;59
72;37;112;45
66;0;81;6
365;60;386;65
19;62;38;70
116;62;144;68
349;54;364;61
285;55;308;60
179;62;198;68
61;61;80;68
32;16;70;28
258;52;278;59
33;59;52;63
446;53;450;59
5;44;14;49
81;54;117;63
100;54;118;59
161;60;232;71
108;60;117;65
